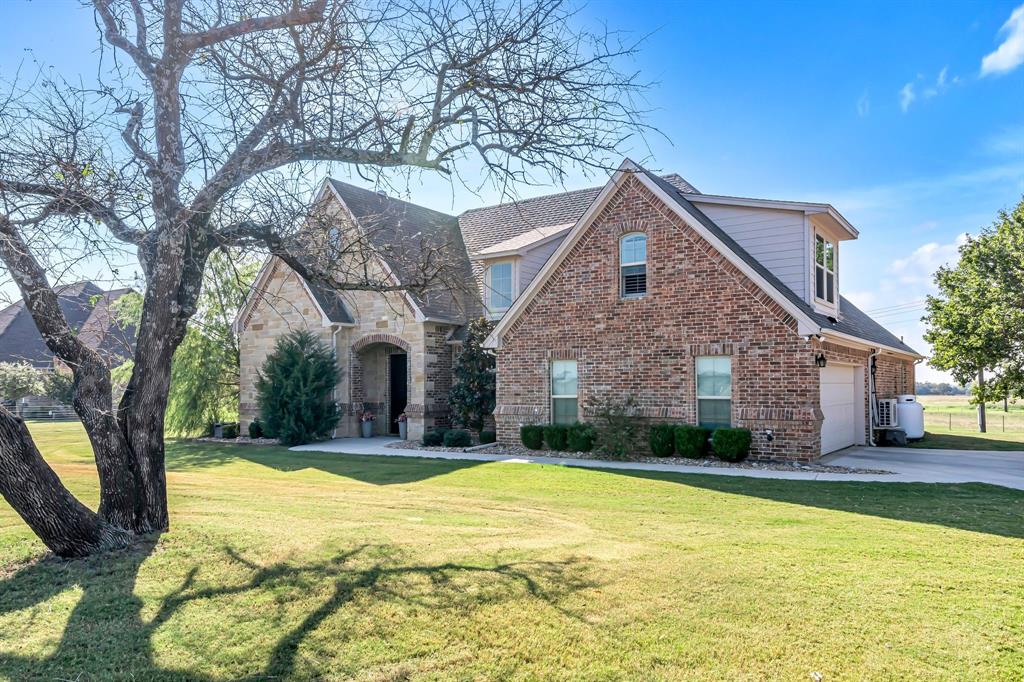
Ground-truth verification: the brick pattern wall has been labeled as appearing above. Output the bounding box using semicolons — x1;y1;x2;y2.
495;175;827;461
238;255;463;440
239;265;335;431
424;324;456;428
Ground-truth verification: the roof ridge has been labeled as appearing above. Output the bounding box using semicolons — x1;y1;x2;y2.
327;178;457;221
458;184;602;216
689;191;830;207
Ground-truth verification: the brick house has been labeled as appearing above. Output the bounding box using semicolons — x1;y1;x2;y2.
237;160;921;458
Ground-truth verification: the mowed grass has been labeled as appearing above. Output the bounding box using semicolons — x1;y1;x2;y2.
1;423;1022;680
915;396;1024;450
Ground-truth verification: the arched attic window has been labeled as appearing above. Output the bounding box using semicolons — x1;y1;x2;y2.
620;233;647;297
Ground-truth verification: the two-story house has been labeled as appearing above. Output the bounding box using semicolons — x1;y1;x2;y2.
236;160;921;458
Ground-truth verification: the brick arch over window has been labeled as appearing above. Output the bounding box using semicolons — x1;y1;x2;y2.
352;333;411;354
612;219;649;236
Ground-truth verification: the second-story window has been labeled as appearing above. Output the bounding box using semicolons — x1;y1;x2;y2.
814;234;835;304
485;261;514;316
620;233;647;297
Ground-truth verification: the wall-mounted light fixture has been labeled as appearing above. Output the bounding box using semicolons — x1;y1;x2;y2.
814;352;828;368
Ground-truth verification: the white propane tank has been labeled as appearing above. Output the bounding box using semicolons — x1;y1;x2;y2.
896;395;925;440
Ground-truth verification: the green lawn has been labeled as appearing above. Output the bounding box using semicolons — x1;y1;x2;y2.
910;429;1024;451
1;422;1022;680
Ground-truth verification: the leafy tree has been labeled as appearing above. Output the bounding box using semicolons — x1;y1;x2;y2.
44;371;76;405
0;363;45;402
448;318;496;431
915;381;968;396
256;330;340;446
112;252;258;436
924;197;1024;430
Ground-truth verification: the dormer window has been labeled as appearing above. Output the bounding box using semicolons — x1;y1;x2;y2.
620;233;647;297
814;234;835;305
485;261;515;317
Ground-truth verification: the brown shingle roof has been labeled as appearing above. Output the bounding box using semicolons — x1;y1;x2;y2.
457;174;698;255
328;180;472;321
0;282;136;367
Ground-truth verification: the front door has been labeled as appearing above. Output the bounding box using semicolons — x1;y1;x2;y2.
389;353;408;435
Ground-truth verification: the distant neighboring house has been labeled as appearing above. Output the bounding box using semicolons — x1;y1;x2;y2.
237;160;921;458
0;281;136;370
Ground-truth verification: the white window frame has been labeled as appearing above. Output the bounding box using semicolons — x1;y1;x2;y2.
550;359;578;425
484;259;517;319
814;232;836;305
619;232;648;298
695;356;732;429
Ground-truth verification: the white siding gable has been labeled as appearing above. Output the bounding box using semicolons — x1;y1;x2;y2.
690;202;808;301
517;238;562;292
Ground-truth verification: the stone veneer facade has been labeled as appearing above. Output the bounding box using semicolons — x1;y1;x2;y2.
238;259;459;441
492;175;915;461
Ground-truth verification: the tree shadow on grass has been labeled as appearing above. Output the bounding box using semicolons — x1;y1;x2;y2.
0;540;593;680
166;440;486;485
607;469;1024;539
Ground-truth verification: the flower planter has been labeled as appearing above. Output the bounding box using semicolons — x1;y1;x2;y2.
360;420;374;438
398;421;408;440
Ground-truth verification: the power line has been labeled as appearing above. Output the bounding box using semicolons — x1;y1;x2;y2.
864;299;928;315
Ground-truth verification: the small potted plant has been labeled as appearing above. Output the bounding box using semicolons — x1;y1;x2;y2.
359;410;375;438
395;412;408;440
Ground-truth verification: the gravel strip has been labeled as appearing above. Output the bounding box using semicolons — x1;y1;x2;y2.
193;436;280;446
386;440;893;475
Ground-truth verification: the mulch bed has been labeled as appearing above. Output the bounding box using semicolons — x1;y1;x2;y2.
386;440;893;474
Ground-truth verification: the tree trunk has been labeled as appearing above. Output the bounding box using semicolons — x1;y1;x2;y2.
977;368;987;433
0;408;130;558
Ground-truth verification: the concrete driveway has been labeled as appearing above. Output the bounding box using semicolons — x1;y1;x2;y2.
824;446;1024;490
294;438;1024;490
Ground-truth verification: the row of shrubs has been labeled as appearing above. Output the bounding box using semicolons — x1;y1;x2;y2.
520;423;752;462
520;423;596;452
421;427;497;448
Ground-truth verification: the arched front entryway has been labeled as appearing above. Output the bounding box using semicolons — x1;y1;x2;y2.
351;334;412;436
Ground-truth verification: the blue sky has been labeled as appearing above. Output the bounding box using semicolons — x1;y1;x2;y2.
1;0;1023;381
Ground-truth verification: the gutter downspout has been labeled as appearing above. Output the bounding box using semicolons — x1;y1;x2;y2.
867;348;881;446
331;324;343;438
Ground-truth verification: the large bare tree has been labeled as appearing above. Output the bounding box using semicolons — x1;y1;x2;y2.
0;0;646;557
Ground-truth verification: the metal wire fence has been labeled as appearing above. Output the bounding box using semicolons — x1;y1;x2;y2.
924;411;1024;433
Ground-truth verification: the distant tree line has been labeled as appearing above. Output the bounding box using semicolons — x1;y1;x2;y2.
915;381;969;396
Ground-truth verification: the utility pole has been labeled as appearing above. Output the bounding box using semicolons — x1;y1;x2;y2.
977;368;987;433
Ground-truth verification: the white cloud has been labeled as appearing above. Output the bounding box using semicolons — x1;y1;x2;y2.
981;3;1024;76
887;234;968;287
983;124;1024;157
908;67;959;107
898;83;915;112
820;160;1024;214
857;91;871;117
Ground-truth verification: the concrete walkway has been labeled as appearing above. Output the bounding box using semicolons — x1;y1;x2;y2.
291;438;1024;490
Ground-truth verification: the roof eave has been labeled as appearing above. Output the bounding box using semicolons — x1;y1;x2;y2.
820;329;924;360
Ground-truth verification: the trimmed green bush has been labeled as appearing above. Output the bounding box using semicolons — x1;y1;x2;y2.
543;424;569;451
248;419;264;439
479;430;497;444
421;429;446;446
648;424;676;457
674;425;710;459
222;423;239;439
566;422;595;452
443;429;472;447
520;425;544;450
712;428;753;462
